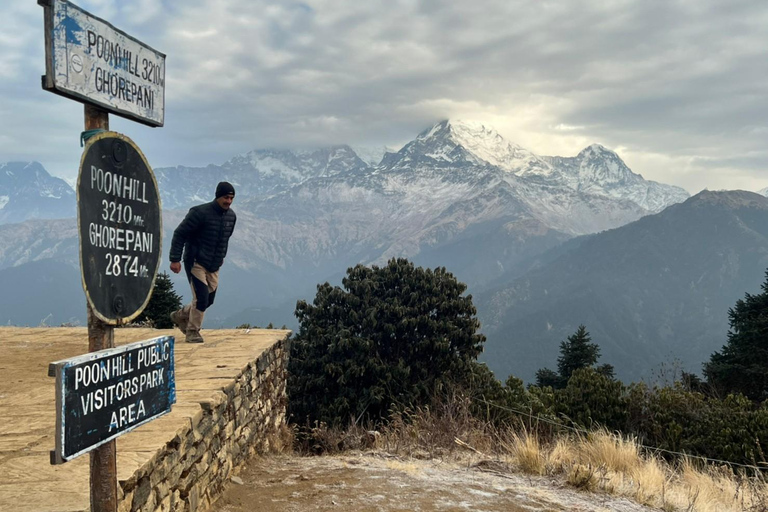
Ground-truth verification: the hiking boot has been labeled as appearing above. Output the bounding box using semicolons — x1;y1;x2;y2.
170;310;188;335
185;330;204;344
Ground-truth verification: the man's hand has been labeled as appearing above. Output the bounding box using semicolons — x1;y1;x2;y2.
170;261;181;274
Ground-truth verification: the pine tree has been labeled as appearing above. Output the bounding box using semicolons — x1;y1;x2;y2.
557;325;600;380
135;272;182;329
535;325;612;389
704;270;768;401
288;258;485;427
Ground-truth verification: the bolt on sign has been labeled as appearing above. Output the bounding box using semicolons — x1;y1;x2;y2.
49;336;176;464
79;132;162;324
39;0;166;127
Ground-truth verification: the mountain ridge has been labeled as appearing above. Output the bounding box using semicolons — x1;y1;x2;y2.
478;189;768;383
0;119;691;224
0;161;76;224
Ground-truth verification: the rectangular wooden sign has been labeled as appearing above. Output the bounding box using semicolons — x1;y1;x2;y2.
40;0;166;127
49;335;176;464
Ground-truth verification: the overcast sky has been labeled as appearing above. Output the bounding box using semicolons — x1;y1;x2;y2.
1;0;766;193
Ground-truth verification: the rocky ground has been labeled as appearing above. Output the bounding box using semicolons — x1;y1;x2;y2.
213;453;657;512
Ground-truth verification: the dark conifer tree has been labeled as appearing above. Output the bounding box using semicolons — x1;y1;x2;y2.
704;270;768;401
557;325;600;381
535;325;610;389
135;272;182;329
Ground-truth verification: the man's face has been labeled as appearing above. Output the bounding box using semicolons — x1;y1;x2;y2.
216;193;234;210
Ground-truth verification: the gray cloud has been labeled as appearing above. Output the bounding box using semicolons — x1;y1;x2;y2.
1;0;766;192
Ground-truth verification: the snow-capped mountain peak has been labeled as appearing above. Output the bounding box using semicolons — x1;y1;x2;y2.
575;143;638;185
579;143;611;155
380;120;689;213
234;145;366;180
446;120;547;174
392;119;552;175
561;144;689;211
400;119;484;166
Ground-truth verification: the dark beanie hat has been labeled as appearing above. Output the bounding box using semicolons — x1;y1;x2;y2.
215;181;235;198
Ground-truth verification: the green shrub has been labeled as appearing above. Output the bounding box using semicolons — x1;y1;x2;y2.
288;258;485;428
556;367;628;431
624;382;768;467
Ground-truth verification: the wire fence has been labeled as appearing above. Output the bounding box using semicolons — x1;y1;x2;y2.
471;396;768;473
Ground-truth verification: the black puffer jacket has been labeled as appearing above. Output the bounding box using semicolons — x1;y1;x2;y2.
170;201;236;272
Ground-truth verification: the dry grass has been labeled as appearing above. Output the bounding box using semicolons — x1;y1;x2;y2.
497;428;768;512
566;464;600;491
675;459;768;512
503;429;546;475
578;430;641;474
630;458;670;508
377;395;501;459
546;437;575;473
293;393;500;458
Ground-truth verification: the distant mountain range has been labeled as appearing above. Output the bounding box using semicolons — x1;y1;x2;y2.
153;146;371;210
2;120;763;383
0;162;75;224
477;190;768;382
0;120;689;225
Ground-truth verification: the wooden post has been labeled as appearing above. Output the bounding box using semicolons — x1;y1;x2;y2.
85;104;109;132
84;105;118;512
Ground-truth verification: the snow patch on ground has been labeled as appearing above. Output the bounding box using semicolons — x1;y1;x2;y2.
215;454;660;512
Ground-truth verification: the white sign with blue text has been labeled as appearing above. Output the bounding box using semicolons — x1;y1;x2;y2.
40;0;166;127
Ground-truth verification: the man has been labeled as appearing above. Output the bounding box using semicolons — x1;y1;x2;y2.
169;181;237;343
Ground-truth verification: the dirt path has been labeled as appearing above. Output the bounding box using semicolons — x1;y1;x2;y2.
213;453;656;512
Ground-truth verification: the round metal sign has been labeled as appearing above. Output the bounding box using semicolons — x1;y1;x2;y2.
78;132;162;324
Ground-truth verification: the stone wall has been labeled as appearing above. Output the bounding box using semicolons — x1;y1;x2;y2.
118;336;291;512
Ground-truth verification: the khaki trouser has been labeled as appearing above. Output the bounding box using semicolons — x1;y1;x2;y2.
181;262;219;332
